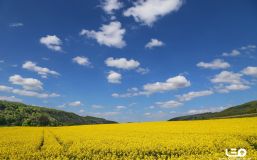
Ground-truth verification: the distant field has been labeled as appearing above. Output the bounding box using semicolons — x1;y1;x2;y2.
0;117;257;159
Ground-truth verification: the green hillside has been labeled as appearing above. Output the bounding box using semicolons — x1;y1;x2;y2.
0;100;116;126
169;100;257;121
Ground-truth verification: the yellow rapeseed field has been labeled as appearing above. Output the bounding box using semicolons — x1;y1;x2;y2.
0;117;256;160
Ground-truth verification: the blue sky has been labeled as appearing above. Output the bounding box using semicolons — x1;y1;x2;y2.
0;0;257;122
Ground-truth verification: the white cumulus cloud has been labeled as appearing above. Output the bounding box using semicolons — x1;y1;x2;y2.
0;85;13;92
155;100;182;108
79;109;85;113
0;84;59;99
144;112;151;116
40;35;62;51
136;67;150;75
124;0;183;26
116;105;126;109
211;71;250;93
222;49;241;57
9;74;43;91
112;75;190;97
143;75;190;94
177;90;213;102
105;57;140;70
11;89;59;98
111;90;147;98
197;59;230;69
80;21;126;48
241;45;256;51
145;38;164;49
242;66;257;77
188;106;227;115
22;61;60;78
9;22;23;27
211;71;243;84
153;90;213;110
0;96;22;102
221;84;249;91
72;56;91;66
93;111;120;117
91;105;104;109
68;101;82;107
107;71;122;84
101;0;123;14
